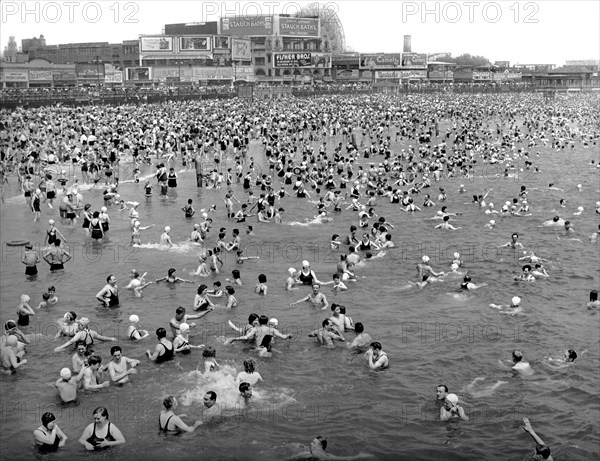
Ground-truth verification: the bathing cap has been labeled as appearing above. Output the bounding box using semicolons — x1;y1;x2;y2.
302;260;309;267
20;294;30;303
129;315;139;323
101;206;107;212
6;335;18;346
422;255;430;263
79;317;90;327
49;219;55;225
446;394;459;405
511;296;521;306
164;226;171;232
268;318;279;327
288;268;296;275
60;368;72;379
179;323;190;332
453;252;460;259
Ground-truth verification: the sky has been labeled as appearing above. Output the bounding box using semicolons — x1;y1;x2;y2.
1;0;598;66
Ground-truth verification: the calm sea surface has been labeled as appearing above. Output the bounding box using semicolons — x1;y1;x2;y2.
1;98;599;461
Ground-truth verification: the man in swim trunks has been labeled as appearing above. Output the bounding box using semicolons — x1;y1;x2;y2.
22;244;40;276
290;283;329;310
43;239;71;271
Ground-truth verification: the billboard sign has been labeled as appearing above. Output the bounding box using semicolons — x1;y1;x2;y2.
473;71;491;80
29;70;53;81
231;38;252;61
429;70;454;79
400;70;427;78
494;60;510;68
213;36;231;49
220;15;273;36
75;63;104;78
53;71;76;81
2;71;28;81
492;70;522;81
104;71;123;83
273;52;331;68
375;71;400;79
336;69;359;80
401;53;427;68
126;67;151;81
278;17;319;37
193;67;233;80
359;53;401;69
140;36;173;52
179;36;211;51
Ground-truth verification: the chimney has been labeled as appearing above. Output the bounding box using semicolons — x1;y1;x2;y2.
403;35;411;53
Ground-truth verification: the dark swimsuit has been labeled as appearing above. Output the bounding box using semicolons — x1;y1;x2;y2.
47;230;57;245
106;288;119;307
159;414;178;434
86;422;116;449
155;341;174;363
36;428;61;453
17;311;30;326
90;220;103;239
298;270;313;285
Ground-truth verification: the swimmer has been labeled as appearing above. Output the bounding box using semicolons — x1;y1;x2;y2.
347;322;372;350
159;396;202;433
308;319;345;347
173;323;204;354
509;350;534;376
573;206;584;216
155;268;193;284
33;412;67;453
1;336;28;374
286;268;299;290
124;270;152;297
255;274;268;296
21;243;40;276
500;233;524;249
514;265;535;282
160;226;173;247
546;350;578;369
202;346;219;372
490;296;523;315
290;283;329;310
126;315;149;340
107;346;140;385
440;394;469;421
96;274;120;307
236;358;263;386
365;342;389;370
55;367;84;404
236;249;260;263
289;436;374;460
587;290;600;309
434;215;461;231
321;273;348;293
484;219;496;229
521;418;553;461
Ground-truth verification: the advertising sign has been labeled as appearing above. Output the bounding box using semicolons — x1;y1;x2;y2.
179;36;211;51
2;71;28;81
375;71;400;79
53;71;76;81
104;72;123;83
220;15;273;36
235;65;256;82
359;53;401;69
140;36;173;52
193;67;233;80
231;38;252;61
492;71;522;81
401;53;427;68
429;70;454;79
473;71;491;80
278;17;319;37
494;61;510;68
75;63;104;78
273;52;331;68
213;36;231;49
400;70;427;79
29;70;53;81
336;69;359;79
126;67;151;81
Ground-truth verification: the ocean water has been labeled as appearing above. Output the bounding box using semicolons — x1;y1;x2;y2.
1;106;599;461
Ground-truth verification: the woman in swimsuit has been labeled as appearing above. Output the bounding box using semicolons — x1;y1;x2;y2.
96;275;119;307
89;211;104;240
159;396;201;434
194;284;215;311
34;412;67;453
79;407;125;451
146;328;174;363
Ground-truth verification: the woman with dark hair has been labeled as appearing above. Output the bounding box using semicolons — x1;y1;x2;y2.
194;284;215;311
33;412;67;453
79;407;125;450
159;396;201;434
